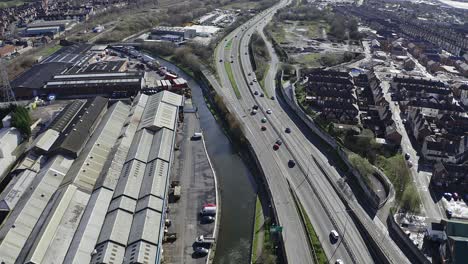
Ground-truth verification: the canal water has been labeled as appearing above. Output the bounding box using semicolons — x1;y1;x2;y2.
156;58;257;264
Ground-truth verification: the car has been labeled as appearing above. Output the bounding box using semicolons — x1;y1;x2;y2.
260;93;264;97
453;192;459;200
251;109;257;115
288;160;295;168
254;91;259;95
219;59;223;62
253;105;259;110
253;78;257;82
245;52;248;55
225;39;228;41
276;139;283;145
201;216;215;223
261;117;267;123
446;209;453;218
266;109;272;114
230;55;233;58
330;230;340;240
273;144;279;150
250;82;254;86
335;259;344;264
404;153;410;160
261;126;266;131
285;127;291;133
194;247;209;255
248;72;252;76
444;192;453;200
271;96;275;100
231;60;234;63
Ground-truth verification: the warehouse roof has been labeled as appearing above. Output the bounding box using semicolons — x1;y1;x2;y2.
50;97;108;157
138;94;178;131
113;159;146;200
0;169;37;212
0;155;74;264
63;188;113;264
11;62;70;90
96;209;133;245
138;159;170;200
127;208;162;246
59;101;129;192
48;100;86;133
67;60;127;74
24;185;91;264
31;129;60;152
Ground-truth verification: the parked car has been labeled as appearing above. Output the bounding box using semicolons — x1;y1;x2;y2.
273;144;279;150
260;93;264;97
194;247;209;255
219;59;223;62
446;209;453;218
271;96;275;100
261;126;266;131
261;117;267;123
266;109;272;114
335;259;344;264
404;153;410;160
201;216;215;223
254;91;259;95
253;105;259;110
288;160;295;168
285;127;291;133
250;82;254;85
276;139;283;146
444;192;452;200
248;72;252;76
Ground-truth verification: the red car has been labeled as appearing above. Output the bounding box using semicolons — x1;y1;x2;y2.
273;144;279;150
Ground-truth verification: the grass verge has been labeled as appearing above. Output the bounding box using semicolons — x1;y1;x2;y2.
252;196;263;262
225;39;233;50
224;61;241;99
291;188;327;263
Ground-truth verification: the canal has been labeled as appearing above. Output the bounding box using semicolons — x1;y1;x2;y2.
156;58;257;264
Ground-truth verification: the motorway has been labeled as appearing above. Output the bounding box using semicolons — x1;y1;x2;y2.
213;1;372;263
210;0;413;263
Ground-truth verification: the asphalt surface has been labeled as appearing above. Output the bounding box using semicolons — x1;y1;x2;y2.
211;0;412;263
164;111;216;263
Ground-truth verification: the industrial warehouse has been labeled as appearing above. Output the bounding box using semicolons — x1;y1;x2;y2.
11;43;188;99
0;91;183;264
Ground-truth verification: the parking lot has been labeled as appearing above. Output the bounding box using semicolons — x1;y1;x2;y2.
163;100;217;264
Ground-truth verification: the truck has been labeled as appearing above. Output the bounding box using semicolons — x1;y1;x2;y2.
200;206;216;216
170;181;181;201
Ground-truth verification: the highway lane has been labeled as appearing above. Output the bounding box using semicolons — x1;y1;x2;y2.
214;4;315;264
214;1;369;263
227;8;370;264
226;25;361;264
232;6;411;264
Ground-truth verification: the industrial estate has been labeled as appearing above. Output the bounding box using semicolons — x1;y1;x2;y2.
0;0;467;264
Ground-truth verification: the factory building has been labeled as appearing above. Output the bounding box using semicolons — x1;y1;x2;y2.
150;26;196;41
0;91;183;264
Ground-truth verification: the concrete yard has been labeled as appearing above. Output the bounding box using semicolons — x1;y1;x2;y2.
163;102;217;264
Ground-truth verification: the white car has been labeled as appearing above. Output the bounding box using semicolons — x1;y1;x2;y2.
266;109;272;114
330;230;339;240
335;259;344;264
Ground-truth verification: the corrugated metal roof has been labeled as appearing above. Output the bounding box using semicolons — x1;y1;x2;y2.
32;129;60;153
107;196;136;214
0;155;74;264
96;209;133;245
127;209;161;246
138;93;178;131
148;128;174;163
113;160;146;200
49;100;85;133
135;195;164;213
125;129;154;163
51;97;108;157
138;159;169;200
91;241;125;264
25;186;90;264
63;188;113;264
0;169;37;211
124;241;157;264
60;102;128;192
160;90;183;106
